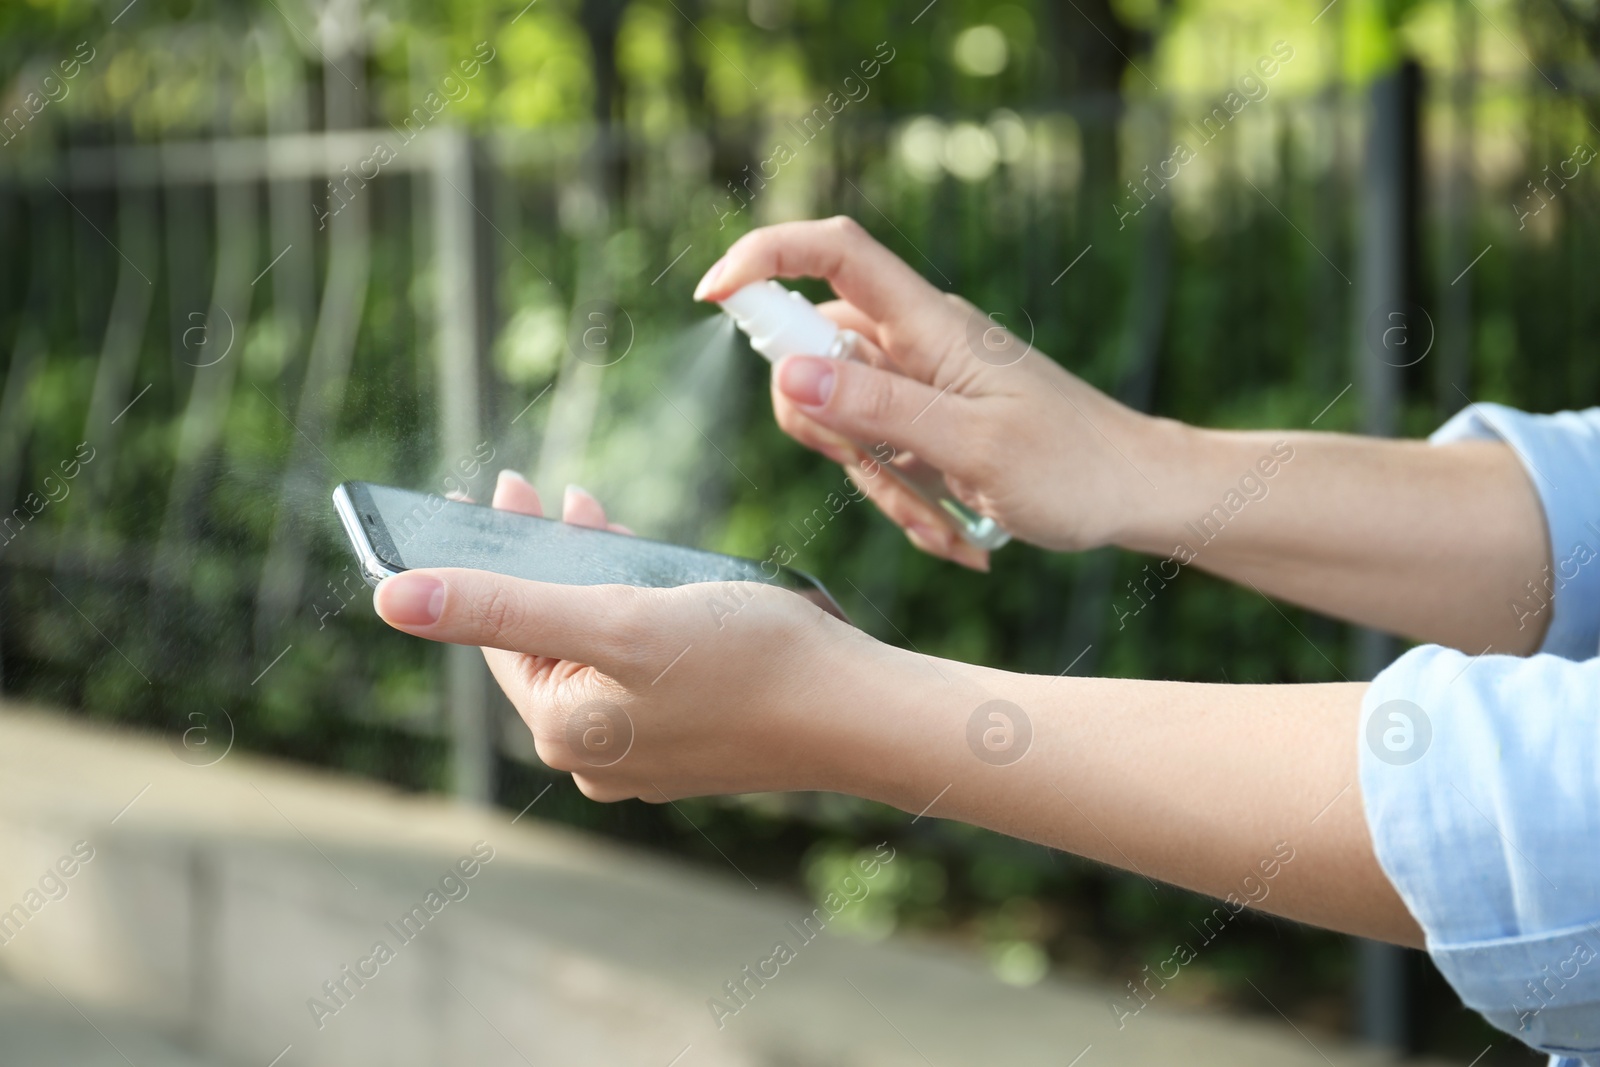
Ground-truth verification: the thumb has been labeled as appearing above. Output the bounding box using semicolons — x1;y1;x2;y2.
774;355;970;473
374;568;649;678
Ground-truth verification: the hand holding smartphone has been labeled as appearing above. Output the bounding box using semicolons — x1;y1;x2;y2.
348;471;900;806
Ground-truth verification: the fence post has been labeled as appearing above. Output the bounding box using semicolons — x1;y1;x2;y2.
432;127;495;805
1437;0;1477;413
1354;58;1424;1055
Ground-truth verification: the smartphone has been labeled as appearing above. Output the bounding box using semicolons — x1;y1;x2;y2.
332;481;847;621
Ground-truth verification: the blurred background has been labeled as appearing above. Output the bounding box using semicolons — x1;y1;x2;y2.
0;0;1594;1062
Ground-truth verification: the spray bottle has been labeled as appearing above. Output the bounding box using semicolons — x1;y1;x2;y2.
719;280;1010;550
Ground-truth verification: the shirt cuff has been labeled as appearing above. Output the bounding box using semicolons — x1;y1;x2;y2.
1430;403;1600;660
1361;645;1600;1059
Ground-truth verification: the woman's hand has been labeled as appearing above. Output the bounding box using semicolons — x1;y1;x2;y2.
372;470;903;800
695;216;1183;568
369;472;1422;945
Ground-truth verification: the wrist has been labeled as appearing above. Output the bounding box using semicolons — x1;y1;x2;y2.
1106;415;1212;553
809;641;992;811
1114;421;1309;562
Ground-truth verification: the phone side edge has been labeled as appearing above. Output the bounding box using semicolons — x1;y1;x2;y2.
332;483;404;588
777;564;850;624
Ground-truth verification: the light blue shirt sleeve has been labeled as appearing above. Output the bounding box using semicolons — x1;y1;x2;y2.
1363;405;1600;1066
1429;403;1600;658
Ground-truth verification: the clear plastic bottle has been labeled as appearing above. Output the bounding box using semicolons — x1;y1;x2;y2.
719;280;1010;551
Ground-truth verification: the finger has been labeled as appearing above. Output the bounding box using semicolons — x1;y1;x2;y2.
770;385;862;467
479;646;559;734
573;773;642;803
607;523;634;535
375;568;642;676
772;354;973;476
815;299;884;352
563;484;609;529
695;217;956;348
481;469;552;724
846;457;991;571
770;376;988;568
492;469;543;516
481;646;525;691
767;358;991;567
476;648;626;778
445;490;475;503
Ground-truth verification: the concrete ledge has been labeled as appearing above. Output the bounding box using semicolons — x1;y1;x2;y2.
0;704;1447;1066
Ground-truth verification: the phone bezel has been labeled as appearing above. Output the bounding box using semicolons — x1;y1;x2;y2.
333;482;405;586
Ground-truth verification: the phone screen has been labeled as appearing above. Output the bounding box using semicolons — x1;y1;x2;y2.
333;482;846;620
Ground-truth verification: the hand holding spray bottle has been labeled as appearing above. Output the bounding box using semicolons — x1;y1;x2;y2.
718;280;1010;551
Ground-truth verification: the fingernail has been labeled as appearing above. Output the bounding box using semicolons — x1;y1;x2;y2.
693;256;727;300
497;468;532;489
777;356;835;408
379;573;445;626
564;483;595;509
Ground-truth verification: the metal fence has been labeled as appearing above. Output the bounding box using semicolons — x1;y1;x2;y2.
4;20;1600;1055
3;50;1598;777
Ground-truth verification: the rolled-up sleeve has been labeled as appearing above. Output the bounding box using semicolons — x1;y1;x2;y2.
1362;405;1600;1064
1430;403;1600;658
1363;649;1600;1061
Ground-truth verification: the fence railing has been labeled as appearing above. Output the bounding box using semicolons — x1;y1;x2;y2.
1;68;1595;806
5;38;1600;1055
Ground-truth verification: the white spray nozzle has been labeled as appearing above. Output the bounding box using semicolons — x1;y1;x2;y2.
718;280;841;363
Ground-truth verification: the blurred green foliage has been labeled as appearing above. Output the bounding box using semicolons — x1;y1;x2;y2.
1;0;1596;1059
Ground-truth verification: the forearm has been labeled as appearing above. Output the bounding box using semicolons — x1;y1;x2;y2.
837;654;1422;946
1117;420;1551;655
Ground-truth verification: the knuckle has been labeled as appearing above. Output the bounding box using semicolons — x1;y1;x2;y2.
512;686;565;750
600;587;664;661
532;734;580;774
572;774;630;803
841;366;899;427
942;291;978;318
476;581;524;644
956;406;1005;481
828;214;866;243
